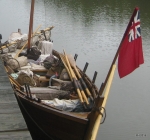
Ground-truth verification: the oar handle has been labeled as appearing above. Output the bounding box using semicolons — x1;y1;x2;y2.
72;70;89;105
77;80;89;105
74;66;93;101
72;78;84;103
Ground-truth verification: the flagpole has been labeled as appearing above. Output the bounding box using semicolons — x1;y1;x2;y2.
99;7;138;96
28;0;35;49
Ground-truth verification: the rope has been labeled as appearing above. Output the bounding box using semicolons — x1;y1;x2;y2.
100;107;106;124
94;106;106;124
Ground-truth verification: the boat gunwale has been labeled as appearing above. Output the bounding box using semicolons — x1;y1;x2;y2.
15;89;89;124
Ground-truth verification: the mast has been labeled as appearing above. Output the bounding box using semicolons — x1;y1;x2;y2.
28;0;35;49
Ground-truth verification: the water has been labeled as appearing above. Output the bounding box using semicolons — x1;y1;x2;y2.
0;0;150;139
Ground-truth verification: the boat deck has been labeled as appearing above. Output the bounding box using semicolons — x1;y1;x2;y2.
0;57;32;139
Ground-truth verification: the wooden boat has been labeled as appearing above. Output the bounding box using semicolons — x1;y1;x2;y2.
0;33;116;140
1;1;143;140
14;56;116;140
0;31;116;140
0;21;116;140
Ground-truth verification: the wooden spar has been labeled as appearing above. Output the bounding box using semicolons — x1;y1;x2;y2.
85;64;116;140
14;25;41;58
28;0;35;49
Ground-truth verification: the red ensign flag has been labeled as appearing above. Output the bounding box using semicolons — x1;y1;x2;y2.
118;7;144;78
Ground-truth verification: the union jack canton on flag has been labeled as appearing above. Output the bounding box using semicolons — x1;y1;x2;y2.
118;7;144;78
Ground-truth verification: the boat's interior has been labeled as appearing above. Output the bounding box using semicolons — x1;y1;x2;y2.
0;27;99;117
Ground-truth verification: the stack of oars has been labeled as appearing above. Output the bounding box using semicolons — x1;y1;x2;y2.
59;50;93;108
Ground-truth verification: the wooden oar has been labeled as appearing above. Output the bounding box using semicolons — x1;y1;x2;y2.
60;53;89;105
14;24;41;58
36;26;54;34
71;68;89;105
59;53;72;81
76;79;89;105
67;54;94;101
63;50;89;106
1;42;18;50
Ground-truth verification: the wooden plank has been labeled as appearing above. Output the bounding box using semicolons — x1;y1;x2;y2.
0;68;8;76
0;76;10;82
0;57;32;138
0;102;22;113
0;131;31;140
0;113;27;131
0;90;17;102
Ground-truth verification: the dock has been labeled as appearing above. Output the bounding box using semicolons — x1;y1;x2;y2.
0;58;32;139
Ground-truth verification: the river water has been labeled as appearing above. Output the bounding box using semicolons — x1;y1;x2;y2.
0;0;150;140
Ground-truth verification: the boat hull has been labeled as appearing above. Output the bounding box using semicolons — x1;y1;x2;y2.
15;92;89;140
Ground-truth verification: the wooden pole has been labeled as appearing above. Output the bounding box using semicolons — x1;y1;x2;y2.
60;53;89;104
59;54;72;81
72;62;93;101
63;50;89;106
88;64;116;140
28;0;35;49
67;54;94;101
